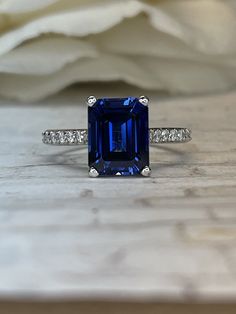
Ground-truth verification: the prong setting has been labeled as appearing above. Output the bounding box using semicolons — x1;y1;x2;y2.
139;95;149;106
89;167;99;178
141;166;151;177
87;96;97;107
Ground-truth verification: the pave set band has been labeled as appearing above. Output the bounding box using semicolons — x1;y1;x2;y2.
42;128;192;145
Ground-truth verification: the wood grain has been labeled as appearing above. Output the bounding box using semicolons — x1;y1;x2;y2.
1;301;236;314
0;85;236;310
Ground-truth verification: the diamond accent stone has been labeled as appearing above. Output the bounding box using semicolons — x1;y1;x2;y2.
65;131;75;143
43;131;51;144
42;129;88;145
185;128;192;140
161;129;169;142
79;130;88;144
153;129;162;143
176;129;184;141
49;131;57;144
58;131;65;144
148;128;192;144
169;129;178;142
43;128;191;145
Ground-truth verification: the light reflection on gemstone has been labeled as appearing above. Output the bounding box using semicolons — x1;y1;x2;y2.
88;97;149;176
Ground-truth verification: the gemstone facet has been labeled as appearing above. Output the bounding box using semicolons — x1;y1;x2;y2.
88;97;149;176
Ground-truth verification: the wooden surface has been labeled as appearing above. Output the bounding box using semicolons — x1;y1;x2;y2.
1;301;236;314
0;84;236;310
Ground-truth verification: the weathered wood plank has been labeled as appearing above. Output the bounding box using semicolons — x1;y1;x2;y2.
0;86;236;305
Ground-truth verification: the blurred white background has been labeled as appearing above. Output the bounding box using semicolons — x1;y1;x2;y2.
0;0;236;102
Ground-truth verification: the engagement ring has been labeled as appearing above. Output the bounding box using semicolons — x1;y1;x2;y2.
42;96;192;177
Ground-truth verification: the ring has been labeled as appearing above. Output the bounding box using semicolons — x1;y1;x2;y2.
42;96;192;177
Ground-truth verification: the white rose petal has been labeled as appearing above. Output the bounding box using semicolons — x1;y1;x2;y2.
0;37;97;75
0;0;236;101
0;0;142;57
0;54;235;102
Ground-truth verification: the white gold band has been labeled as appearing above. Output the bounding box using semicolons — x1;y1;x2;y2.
42;128;191;145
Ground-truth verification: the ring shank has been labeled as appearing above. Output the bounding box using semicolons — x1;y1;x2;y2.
42;128;191;145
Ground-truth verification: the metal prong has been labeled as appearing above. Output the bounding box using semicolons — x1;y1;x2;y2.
139;96;149;106
89;167;99;177
141;166;151;177
87;96;97;107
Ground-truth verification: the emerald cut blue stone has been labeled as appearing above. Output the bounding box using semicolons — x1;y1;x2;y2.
88;97;149;176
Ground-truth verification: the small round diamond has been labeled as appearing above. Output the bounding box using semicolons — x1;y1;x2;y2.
65;131;75;144
153;129;162;143
49;131;57;144
75;130;87;144
185;128;191;139
161;129;169;142
75;131;81;143
149;129;154;142
169;129;177;142
43;131;51;143
80;130;88;143
176;129;184;141
58;131;65;144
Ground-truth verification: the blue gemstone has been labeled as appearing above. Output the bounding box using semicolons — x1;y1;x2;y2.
88;97;149;176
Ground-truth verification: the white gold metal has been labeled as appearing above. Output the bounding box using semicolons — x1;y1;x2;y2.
42;128;191;145
89;167;99;178
141;166;151;177
87;96;97;107
139;95;149;106
42;129;87;145
149;128;192;144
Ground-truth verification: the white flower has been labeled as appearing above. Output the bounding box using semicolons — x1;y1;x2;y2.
0;0;236;101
